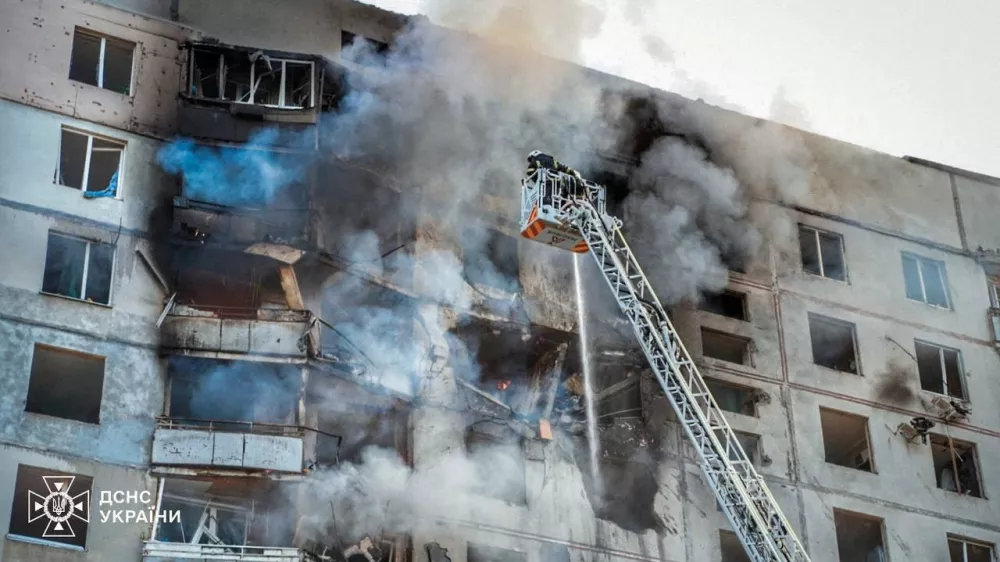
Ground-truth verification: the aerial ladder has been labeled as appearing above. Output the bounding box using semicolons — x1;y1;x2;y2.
518;156;811;562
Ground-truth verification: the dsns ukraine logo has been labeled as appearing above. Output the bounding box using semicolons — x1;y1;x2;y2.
27;475;90;538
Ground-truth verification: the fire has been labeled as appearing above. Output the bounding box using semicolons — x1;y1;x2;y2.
496;379;511;391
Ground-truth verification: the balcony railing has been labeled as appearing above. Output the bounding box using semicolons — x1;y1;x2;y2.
151;418;341;473
160;305;317;362
173;197;315;250
143;541;310;562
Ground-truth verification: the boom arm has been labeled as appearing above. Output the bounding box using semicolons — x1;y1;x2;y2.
519;166;810;562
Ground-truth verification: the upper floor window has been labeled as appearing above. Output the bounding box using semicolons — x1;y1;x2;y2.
188;47;315;109
808;313;859;374
902;252;950;308
930;435;983;498
799;225;846;281
42;232;114;305
69;28;134;95
701;328;753;366
341;31;390;55
699;290;748;321
915;341;966;399
58;128;124;198
948;536;995;562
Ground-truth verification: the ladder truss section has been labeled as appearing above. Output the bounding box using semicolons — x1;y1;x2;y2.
540;169;809;562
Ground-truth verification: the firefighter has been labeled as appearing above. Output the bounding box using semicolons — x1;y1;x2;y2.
526;150;583;203
526;150;581;179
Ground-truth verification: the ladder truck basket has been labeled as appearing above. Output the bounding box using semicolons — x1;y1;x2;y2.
519;168;611;253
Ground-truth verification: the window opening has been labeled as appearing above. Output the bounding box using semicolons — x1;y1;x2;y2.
808;313;859;374
948;536;995;562
820;408;874;472
799;225;847;281
58;128;124;198
701;328;752;366
720;530;751;562
42;232;114;305
903;253;950;308
705;378;757;416
69;28;134;94
25;343;105;424
699;290;748;321
931;435;983;498
189;47;314;109
915;341;966;399
833;509;886;562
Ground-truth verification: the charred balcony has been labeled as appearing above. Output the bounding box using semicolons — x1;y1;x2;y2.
144;478;308;561
177;42;345;143
159;305;317;362
161;248;319;362
153;359;339;476
173;196;317;255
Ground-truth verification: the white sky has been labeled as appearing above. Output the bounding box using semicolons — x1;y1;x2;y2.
365;0;1000;177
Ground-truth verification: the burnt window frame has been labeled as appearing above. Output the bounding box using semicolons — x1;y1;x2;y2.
799;224;848;282
947;535;996;562
930;434;985;499
819;407;876;473
700;327;753;366
699;290;749;321
41;231;116;306
56;127;126;198
914;340;967;400
187;46;316;109
807;313;860;375
902;252;951;309
69;27;135;95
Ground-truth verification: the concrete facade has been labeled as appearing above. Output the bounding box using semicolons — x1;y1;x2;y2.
0;1;997;562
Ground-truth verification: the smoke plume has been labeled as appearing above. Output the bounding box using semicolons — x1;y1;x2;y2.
153;0;833;543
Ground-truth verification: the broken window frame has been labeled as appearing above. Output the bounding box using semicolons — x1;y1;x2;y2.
930;434;985;498
948;535;996;562
700;327;754;366
69;27;135;94
155;490;251;546
807;313;860;375
914;340;967;400
41;231;116;306
902;252;951;309
57;127;126;197
799;224;848;281
188;47;316;109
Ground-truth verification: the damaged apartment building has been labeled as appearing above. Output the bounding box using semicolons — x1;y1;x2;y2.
0;0;999;562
